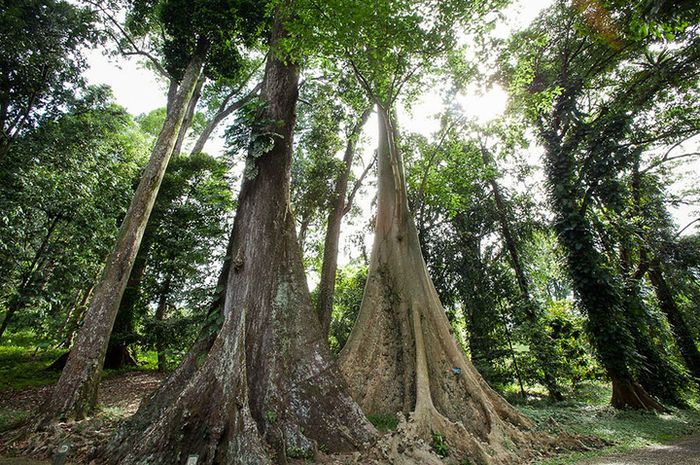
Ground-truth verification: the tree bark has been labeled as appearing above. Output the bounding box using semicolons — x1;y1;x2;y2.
339;105;535;465
100;13;375;464
38;53;206;422
172;76;205;157
480;148;564;401
316;107;372;338
155;276;172;373
648;262;700;380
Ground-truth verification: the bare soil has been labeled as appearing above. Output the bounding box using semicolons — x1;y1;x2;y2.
0;371;165;463
582;434;700;465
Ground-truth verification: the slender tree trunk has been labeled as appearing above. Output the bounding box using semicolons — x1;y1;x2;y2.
101;13;375;464
339;105;535;465
649;262;700;379
172;76;205;156
0;214;61;341
500;308;526;398
481;148;564;401
38;53;206;422
190;82;261;156
316;107;372;337
155;276;172;373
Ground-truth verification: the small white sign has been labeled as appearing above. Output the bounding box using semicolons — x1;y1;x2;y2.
186;455;199;465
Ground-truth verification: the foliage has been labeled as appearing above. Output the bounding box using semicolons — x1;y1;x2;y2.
503;0;700;404
116;149;235;366
328;264;368;353
431;431;449;457
0;0;100;151
123;0;267;80
366;413;399;432
0;334;63;390
0;87;149;341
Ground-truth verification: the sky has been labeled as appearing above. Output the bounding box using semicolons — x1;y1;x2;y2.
82;0;698;268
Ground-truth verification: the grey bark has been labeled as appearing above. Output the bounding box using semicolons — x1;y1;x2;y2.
315;107;372;338
39;53;205;422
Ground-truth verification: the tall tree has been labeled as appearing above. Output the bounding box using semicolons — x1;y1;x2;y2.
295;1;537;462
101;4;376;462
0;87;147;342
506;0;700;409
39;0;265;422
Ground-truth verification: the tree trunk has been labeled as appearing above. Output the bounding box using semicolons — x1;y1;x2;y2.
38;53;206;422
102;228;236;450
155;276;172;373
100;14;375;464
316;107;372;338
481;148;564;401
542;134;664;412
60;286;93;349
172;76;205;157
0;214;61;341
190;82;261;156
339;105;534;465
649;262;700;380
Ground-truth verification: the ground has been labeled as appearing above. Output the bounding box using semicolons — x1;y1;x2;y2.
582;435;700;465
1;344;699;464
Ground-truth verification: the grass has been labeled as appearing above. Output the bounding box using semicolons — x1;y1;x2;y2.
0;335;160;437
513;381;700;464
2;338;699;465
367;413;399;432
0;343;64;391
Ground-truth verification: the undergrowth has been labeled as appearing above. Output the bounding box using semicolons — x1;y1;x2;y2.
513;381;700;464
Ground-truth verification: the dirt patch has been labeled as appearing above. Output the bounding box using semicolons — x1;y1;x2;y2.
0;372;165;416
0;371;165;463
581;434;700;465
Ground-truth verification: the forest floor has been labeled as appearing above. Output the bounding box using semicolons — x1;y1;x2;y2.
580;434;700;465
1;342;699;464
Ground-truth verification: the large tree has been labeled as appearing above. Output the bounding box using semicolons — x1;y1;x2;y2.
101;4;376;463
293;0;538;462
39;0;265;422
506;0;700;409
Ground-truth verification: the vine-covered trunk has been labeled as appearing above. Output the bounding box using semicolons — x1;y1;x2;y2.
101;13;375;464
38;54;205;422
316;107;372;338
542;138;664;411
649;262;700;380
339;106;534;465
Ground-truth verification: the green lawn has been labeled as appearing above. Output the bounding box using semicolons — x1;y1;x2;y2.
513;382;700;464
